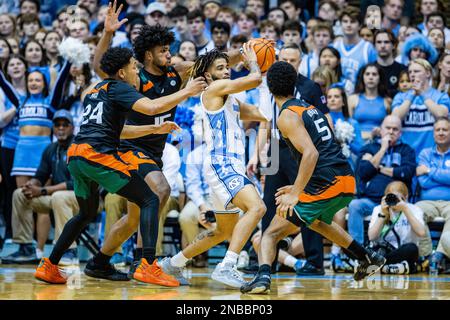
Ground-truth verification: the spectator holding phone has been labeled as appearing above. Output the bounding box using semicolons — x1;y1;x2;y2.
368;181;426;274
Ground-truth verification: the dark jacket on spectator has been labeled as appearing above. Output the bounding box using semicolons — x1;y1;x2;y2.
357;139;416;202
34;136;74;190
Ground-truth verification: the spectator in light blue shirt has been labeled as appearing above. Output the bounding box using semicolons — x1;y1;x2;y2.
392;58;450;156
416;117;450;273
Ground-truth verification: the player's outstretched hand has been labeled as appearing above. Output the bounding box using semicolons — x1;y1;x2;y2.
154;121;181;134
275;192;297;219
275;185;293;198
186;77;208;96
104;0;128;33
241;41;258;66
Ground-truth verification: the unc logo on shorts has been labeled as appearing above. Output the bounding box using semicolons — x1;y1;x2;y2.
228;177;241;190
170;80;176;87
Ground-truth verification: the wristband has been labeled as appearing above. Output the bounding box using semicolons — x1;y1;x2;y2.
378;213;386;219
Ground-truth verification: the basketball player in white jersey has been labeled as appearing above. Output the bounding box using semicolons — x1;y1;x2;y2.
160;43;270;288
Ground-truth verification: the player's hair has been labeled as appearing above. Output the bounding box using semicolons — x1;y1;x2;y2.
266;61;297;97
189;49;229;79
100;47;134;77
133;25;175;64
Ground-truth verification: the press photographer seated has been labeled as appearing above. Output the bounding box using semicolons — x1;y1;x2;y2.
368;181;426;274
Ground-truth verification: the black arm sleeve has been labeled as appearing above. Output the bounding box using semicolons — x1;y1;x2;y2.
50;60;72;108
0;69;20;107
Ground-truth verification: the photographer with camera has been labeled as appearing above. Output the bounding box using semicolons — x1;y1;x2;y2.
368;181;426;274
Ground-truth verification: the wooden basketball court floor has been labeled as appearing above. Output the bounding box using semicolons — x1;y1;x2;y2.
0;264;449;300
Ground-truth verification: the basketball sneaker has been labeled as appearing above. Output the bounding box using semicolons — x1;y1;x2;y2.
34;258;67;284
240;273;271;294
353;248;386;281
84;258;129;281
133;258;180;287
211;262;245;288
159;257;190;286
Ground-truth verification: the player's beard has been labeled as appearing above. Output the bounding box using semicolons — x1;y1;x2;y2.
157;64;169;73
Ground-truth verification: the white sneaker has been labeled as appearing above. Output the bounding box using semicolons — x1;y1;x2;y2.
237;251;249;269
211;262;245;288
36;248;44;259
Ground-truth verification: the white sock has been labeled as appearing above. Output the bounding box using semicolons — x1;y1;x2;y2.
331;244;341;256
171;252;189;268
284;255;297;268
222;251;239;265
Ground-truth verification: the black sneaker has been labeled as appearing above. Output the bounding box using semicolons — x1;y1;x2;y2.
295;261;325;276
84;258;130;281
354;248;386;281
127;260;139;280
240;274;271;294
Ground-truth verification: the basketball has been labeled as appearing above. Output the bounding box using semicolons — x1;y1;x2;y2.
252;38;276;73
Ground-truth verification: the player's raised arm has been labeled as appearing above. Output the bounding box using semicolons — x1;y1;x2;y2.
93;1;128;79
206;42;262;96
120;121;180;139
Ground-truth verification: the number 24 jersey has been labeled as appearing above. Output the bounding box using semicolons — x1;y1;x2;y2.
74;79;145;154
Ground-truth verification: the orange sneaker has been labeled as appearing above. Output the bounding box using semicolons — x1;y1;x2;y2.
34;258;67;284
133;258;180;287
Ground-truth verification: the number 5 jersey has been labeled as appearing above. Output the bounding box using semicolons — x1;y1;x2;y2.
278;98;355;203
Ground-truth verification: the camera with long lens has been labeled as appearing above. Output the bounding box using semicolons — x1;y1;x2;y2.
385;193;400;206
204;210;216;223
